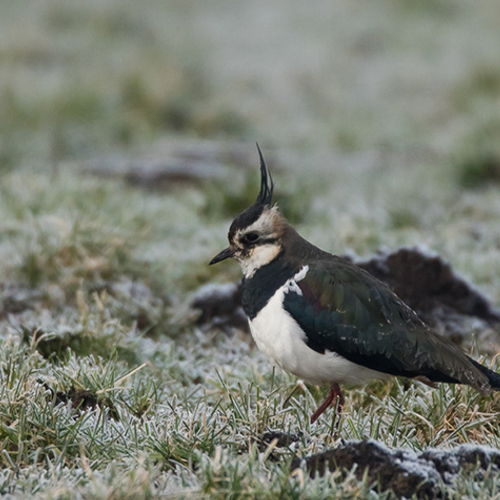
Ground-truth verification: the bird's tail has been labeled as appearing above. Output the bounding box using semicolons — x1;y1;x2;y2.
470;359;500;390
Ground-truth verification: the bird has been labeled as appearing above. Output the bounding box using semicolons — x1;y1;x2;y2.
209;145;500;424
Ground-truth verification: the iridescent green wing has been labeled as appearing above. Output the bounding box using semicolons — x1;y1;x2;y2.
283;258;488;389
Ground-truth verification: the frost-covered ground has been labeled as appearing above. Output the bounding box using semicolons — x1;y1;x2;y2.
1;1;500;498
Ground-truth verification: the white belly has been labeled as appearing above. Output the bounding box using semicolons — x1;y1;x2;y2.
248;272;388;386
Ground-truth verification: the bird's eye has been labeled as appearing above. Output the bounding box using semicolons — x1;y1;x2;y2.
243;232;260;244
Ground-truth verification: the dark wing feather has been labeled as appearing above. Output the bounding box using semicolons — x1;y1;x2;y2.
283;258;490;391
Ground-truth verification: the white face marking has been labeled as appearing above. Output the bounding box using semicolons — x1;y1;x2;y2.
233;207;283;278
238;243;281;278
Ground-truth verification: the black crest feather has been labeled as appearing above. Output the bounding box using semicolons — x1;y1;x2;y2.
256;143;273;206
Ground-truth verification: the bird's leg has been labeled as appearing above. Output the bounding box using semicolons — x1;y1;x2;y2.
310;383;344;424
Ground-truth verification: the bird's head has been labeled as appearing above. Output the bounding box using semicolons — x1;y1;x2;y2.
209;146;289;277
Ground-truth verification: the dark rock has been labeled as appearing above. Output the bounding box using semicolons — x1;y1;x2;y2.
86;156;227;191
421;445;500;479
291;440;500;499
242;431;301;461
350;247;500;341
56;387;119;420
83;139;265;191
190;282;249;334
55;388;99;412
123;162;227;190
251;431;301;462
260;431;300;449
354;248;500;322
41;382;119;420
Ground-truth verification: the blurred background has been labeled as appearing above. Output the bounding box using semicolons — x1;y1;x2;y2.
2;3;500;495
1;0;500;304
2;0;500;167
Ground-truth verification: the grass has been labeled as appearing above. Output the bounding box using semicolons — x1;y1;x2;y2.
1;0;500;497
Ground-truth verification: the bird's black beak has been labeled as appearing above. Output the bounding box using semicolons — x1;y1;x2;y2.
209;247;236;265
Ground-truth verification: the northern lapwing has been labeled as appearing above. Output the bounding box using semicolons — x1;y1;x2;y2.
210;146;500;424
